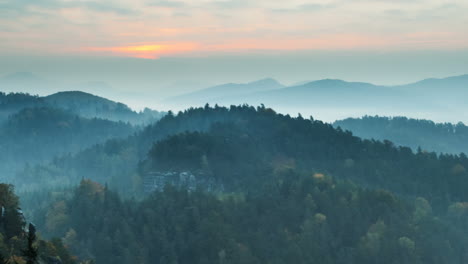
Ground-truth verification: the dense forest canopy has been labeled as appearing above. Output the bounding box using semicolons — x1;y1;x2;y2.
0;92;43;121
43;91;163;125
0;183;80;264
0;90;164;192
3;102;468;263
3;0;468;261
33;174;468;264
0;107;137;190
0;91;164;125
19;105;468;209
334;116;468;154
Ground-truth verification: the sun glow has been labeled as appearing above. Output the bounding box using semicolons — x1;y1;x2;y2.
86;43;198;59
81;31;465;60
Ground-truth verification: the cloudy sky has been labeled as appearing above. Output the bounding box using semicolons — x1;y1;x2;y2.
2;0;468;57
1;0;468;104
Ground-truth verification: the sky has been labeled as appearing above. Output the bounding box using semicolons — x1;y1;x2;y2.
2;0;468;58
1;0;468;108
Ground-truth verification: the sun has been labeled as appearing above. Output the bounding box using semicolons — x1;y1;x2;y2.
85;43;198;59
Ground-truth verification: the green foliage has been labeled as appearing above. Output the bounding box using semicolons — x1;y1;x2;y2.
0;92;43;122
41;175;468;264
0;183;78;263
0;107;136;191
0;90;164;193
12;105;468;264
138;106;468;211
20;105;468;208
23;224;38;264
44;91;164;125
0;91;164;125
335;116;468;154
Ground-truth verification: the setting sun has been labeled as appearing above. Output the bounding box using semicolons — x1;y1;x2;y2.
86;43;198;59
1;0;468;263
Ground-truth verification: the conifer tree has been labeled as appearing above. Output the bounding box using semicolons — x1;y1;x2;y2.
23;223;38;264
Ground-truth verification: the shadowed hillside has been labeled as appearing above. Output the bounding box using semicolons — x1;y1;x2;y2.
335;116;468;154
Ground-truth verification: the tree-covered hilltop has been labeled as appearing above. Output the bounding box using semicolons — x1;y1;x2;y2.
18;105;468;210
0;107;137;187
0;90;163;191
142;109;468;212
15;105;468;263
17;105;284;193
38;176;468;264
0;183;79;264
0;91;164;125
43;91;163;125
334;116;468;154
3;107;135;161
0;93;43;122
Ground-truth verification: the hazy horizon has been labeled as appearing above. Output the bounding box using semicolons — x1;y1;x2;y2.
1;50;468;114
2;50;468;90
2;0;468;122
3;1;468;263
2;66;468;124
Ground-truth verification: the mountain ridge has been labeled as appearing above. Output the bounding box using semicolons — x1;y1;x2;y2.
0;90;165;125
165;78;285;106
164;73;468;123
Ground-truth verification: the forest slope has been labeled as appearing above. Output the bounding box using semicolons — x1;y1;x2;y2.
19;105;468;212
334;116;468;154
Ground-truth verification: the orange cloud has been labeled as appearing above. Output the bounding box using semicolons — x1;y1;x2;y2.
85;43;198;59
80;32;467;59
84;36;382;59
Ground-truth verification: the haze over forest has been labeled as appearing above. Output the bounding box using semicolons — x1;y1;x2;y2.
2;71;468;123
2;0;468;263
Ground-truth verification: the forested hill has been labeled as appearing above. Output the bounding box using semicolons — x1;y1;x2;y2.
140;106;468;211
0;107;136;186
334;116;468;154
0;91;164;125
35;174;468;264
20;105;468;211
0;90;164;190
44;91;163;124
15;105;468;263
0;93;43;121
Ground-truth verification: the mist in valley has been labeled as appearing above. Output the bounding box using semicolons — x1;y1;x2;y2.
2;0;468;262
2;70;468;263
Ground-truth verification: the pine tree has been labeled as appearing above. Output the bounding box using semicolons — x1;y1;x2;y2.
23;223;38;264
0;252;6;264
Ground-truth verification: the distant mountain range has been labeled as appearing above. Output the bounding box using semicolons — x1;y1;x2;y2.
2;71;44;83
165;78;284;105
163;74;468;123
0;72;51;94
3;71;468;122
